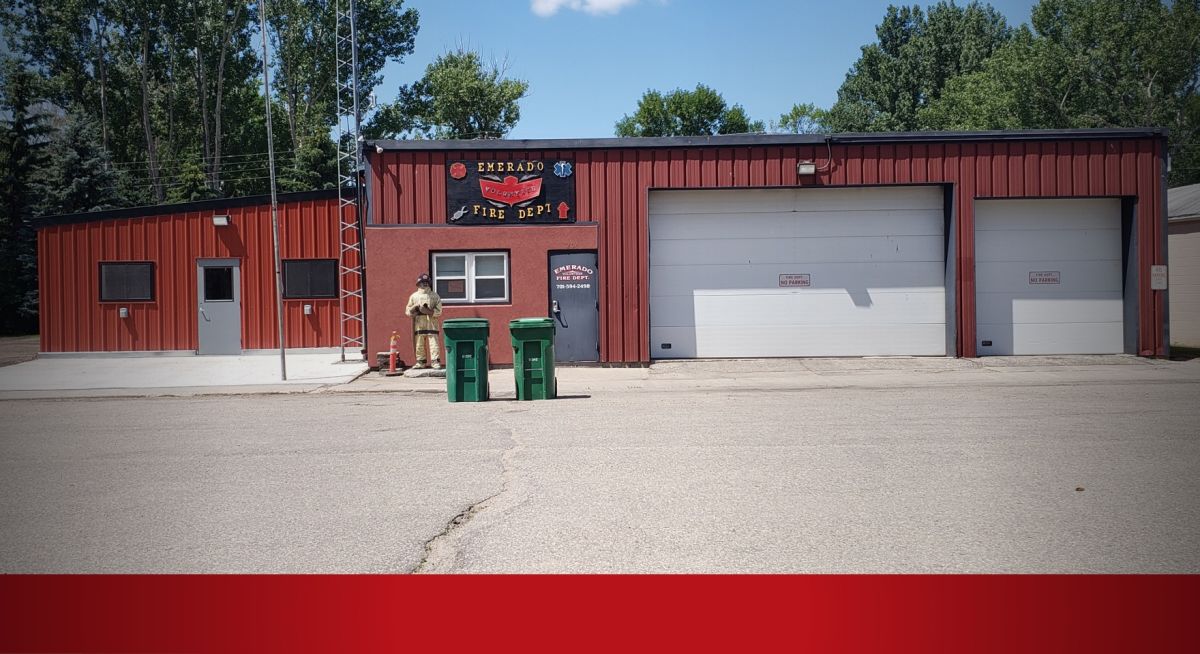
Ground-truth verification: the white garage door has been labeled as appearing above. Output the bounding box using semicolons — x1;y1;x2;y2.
975;198;1123;355
649;186;947;358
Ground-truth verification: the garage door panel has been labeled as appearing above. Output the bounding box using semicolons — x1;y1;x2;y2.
976;322;1125;355
651;324;947;358
650;327;698;357
974;228;1121;262
650;186;947;359
649;210;943;240
975;199;1120;231
975;292;1124;324
650;189;797;215
651;234;944;266
650;186;944;216
651;290;947;327
974;198;1123;355
651;261;946;293
974;260;1121;293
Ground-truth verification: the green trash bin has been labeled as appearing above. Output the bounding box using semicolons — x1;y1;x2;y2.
443;318;490;402
509;318;556;401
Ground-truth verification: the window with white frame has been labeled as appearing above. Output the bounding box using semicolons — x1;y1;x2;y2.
432;252;509;303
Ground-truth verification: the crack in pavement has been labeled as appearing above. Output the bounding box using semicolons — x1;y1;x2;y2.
411;408;529;573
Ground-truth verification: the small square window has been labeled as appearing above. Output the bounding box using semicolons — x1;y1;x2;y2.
203;267;234;302
436;278;467;301
436;255;466;277
283;259;338;299
433;252;509;304
100;262;155;302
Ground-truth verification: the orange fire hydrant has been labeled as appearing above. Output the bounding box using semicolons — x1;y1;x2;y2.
388;331;401;373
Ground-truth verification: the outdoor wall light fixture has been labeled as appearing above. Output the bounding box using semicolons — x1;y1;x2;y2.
303;304;313;315
797;161;817;176
118;307;129;319
212;214;231;227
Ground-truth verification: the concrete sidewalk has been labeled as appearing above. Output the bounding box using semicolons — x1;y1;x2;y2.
335;354;1200;397
2;353;1197;400
0;352;368;399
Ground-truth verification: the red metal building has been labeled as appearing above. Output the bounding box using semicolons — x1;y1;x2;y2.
364;129;1169;365
35;129;1169;364
36;190;357;353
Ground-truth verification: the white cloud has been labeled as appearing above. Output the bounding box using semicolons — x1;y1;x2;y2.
531;0;640;17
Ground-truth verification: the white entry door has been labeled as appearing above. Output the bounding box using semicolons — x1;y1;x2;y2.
975;198;1123;355
649;186;947;358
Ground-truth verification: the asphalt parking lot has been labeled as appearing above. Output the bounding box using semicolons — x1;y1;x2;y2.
1;357;1198;573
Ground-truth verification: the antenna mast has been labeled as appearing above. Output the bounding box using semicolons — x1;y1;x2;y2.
334;0;366;361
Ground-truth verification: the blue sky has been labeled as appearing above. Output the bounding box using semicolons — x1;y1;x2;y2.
376;0;1038;139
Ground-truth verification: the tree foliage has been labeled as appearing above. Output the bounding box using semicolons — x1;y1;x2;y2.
615;84;765;137
0;0;420;204
819;0;1200;184
825;1;1012;132
0;0;424;332
35;109;122;214
919;0;1200;184
269;0;417;160
367;49;528;139
0;65;52;334
773;103;829;134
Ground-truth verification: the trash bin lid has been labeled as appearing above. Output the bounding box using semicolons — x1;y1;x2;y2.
509;317;554;328
444;318;489;328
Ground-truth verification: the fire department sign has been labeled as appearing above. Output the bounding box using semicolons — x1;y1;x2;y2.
446;160;576;225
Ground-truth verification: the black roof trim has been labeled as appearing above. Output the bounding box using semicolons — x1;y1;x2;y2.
368;128;1167;152
34;188;341;228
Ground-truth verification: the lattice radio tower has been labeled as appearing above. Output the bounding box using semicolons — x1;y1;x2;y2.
334;0;366;361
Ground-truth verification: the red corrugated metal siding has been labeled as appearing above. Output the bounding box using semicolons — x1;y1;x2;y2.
367;138;1167;362
38;197;351;352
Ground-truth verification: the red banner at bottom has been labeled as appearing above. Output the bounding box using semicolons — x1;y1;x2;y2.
1;575;1196;652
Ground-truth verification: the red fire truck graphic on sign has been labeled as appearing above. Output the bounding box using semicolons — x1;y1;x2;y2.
479;176;543;206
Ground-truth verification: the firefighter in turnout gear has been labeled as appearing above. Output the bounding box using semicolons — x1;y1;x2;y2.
406;273;443;369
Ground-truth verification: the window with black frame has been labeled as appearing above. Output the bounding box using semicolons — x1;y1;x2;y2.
282;259;338;299
99;262;155;301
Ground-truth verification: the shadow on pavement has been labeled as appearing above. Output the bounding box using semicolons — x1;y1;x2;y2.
1169;346;1200;361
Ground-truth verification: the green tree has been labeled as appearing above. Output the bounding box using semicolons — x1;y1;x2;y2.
186;0;259;194
615;84;765;137
166;153;215;203
920;0;1200;184
0;64;52;334
36;109;123;215
1;0;420;203
368;48;528;139
270;0;418;158
277;130;338;192
825;1;1012;132
772;103;829;134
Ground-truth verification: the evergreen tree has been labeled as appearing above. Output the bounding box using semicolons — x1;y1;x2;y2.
0;63;53;334
36;109;122;215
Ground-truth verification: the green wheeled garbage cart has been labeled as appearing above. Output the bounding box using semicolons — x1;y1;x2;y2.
442;318;490;402
509;318;556;400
